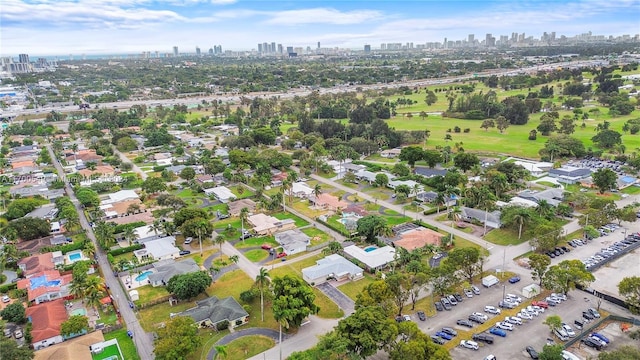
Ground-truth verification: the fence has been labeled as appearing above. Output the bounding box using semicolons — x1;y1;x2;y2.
137;295;173;310
102;322;124;334
563;313;640;348
586;239;640;272
307;242;330;252
315;217;350;237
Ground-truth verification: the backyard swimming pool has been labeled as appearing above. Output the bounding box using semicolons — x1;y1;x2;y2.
364;246;378;252
67;250;83;262
71;308;87;316
135;271;153;282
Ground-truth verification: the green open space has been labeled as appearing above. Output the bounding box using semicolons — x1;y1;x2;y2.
268;253;325;278
135;285;170;305
234;236;278;249
223;335;275;360
138;293;209;331
290;200;327;219
312;288;345;319
91;343;123;360
97;307;118;326
103;329;141;360
244;249;269;262
336;273;377;301
230;185;255;199
622;186;640;195
272;211;310;227
301;227;332;246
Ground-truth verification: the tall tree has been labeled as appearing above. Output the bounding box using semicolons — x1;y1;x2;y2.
154;317;201;360
618;276;640;314
255;267;271;322
385;273;411;316
543;260;595;294
336;306;397;358
592;168;617;194
444;247;482;284
529;253;551;286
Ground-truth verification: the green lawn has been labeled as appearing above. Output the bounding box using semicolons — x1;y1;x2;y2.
97;306;118;326
301;227;332;246
230;185;254;199
272;211;310;227
207;269;255;300
290;200;327;219
103;329;141;360
622;186;640;195
244;249;269;262
336;273;377;301
234;236;278;249
453;236;490;257
483;228;531;246
92;343;122;360
224;335;275;360
269;253;325;278
313;288;344;319
138;294;209;331
135;285;170;305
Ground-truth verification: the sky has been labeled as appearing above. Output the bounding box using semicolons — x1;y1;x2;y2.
1;0;639;56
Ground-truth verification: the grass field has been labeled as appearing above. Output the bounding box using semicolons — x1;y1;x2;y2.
223;335;275;360
135;285;170;305
103;329;141;360
336;273;377;301
244;249;269;262
234;236;278;249
301;227;332;246
272;211;310;227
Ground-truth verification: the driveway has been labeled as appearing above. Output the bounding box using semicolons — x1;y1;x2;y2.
1;270;17;285
316;282;355;315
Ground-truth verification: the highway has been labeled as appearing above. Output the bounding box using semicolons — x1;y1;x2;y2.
10;60;605;118
46;145;155;360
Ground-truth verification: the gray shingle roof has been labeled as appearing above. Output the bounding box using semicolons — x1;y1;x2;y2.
149;258;200;285
181;296;248;325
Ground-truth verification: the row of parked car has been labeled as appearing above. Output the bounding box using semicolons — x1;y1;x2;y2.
545;245;571;258
581;233;640;270
581;331;610;351
435;285;481;311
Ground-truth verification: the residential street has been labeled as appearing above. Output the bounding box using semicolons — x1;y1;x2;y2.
46;145;155;360
112;147;148;180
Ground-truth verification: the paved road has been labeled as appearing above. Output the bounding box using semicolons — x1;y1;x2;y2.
220;241;261;280
112;147;148;180
47;145;155;360
206;328;284;360
1;270;17;285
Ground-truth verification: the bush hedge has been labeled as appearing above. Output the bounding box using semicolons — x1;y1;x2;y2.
316;217;350;237
41;240;87;254
108;244;143;257
422;207;445;216
0;283;18;294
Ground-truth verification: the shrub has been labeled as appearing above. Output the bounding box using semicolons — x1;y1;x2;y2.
216;320;229;331
463;128;471;133
0;283;17;294
108;244;143;257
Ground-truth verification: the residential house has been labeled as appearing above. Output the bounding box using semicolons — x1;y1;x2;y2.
50;235;70;246
416;191;438;203
18;252;64;277
227;199;256;217
77;165;116;178
343;163;366;173
354;170;378;184
394;227;444;251
414;167;448;178
65;150;103;166
460;207;502;229
204;186;236;203
25;204;59;221
271;172;288;187
387;179;422;195
196;174;215;184
101;190;139;204
302;254;364;285
9;184;65;200
179;296;249;329
154;152;173;167
309;193;348;211
214;148;229;158
164;165;186;175
247;213;296;235
288;182;314;198
275;229;311;255
342;204;368;217
133;236;180;262
380;148;402;158
25;299;68;350
513;160;553;177
548;166;592;184
342;245;396;272
33;330;105;360
517;188;566;207
148;258;201;287
17;270;72;304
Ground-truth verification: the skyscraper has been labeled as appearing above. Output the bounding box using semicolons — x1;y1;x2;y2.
18;54;30;64
258;43;263;53
317;42;321;49
196;46;201;56
173;46;179;57
271;42;276;53
364;44;371;53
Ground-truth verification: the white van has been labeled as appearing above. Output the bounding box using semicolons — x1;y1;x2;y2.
554;328;569;341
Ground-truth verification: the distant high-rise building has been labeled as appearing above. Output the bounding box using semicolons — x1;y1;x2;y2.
196;46;201;56
485;33;495;47
468;34;475;44
209;48;214;55
18;54;30;64
277;44;283;54
271;42;276;53
364;44;371;53
173;46;179;57
317;42;321;49
263;42;268;53
286;46;294;54
215;45;222;54
258;43;263;53
380;43;386;50
443;37;448;49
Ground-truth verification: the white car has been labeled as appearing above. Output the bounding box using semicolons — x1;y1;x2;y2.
562;323;576;337
496;322;514;331
505;316;522;325
471;312;489;321
484;306;501;314
460;340;479;350
505;294;522;303
551;293;567;301
184;237;193;244
526;306;540;316
518;311;533;320
532;305;545;313
1;295;9;303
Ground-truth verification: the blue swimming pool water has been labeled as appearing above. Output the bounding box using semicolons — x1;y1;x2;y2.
71;308;87;316
135;271;153;282
29;275;62;290
69;252;82;261
364;246;378;252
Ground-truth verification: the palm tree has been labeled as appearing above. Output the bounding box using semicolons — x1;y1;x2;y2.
229;255;239;265
214;235;225;251
255;267;270;322
513;208;532;240
84;276;106;310
123;227;138;246
282;179;293;206
71;143;78;164
239;207;249;243
536;200;553;220
83;242;96;259
150;220;163;237
313;183;322;199
214;345;228;359
195;220;209;256
476;187;496;236
322;241;342;256
162;221;176;236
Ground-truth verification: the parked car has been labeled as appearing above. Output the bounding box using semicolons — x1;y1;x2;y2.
496;322;514;331
435;331;453;340
4;328;12;338
261;244;272;250
463;288;474;298
417;311;426;321
484;305;501;314
434;302;444;312
14;329;22;339
499;300;516;309
532;301;549;308
506;293;522;303
472;333;494;344
562;323;575;337
441;298;452;310
460;340;479;350
471;312;488;321
574;320;584;330
518;311;533;320
526;346;540;359
489;327;507;337
447;294;458;305
276;252;287;258
471;285;481;295
184;237;193;244
430;335;446;345
588;336;608;348
505;316;522;325
403;314;411;322
179;250;191;256
590;332;610;344
469;314;486;324
581;337;603;350
441;327;457;337
582;311;595;320
1;295;9;303
587;308;601;318
509;276;521;283
457;319;474;328
453;293;464;302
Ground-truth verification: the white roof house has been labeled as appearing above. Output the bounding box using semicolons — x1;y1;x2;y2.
102;190;139;205
134;236;180;262
387;179;421;194
133;225;160;242
247;213;296;235
204;186;236;203
513;160;553;177
342;245;396;271
302;254;364;285
275;229;310;255
288;182;314;198
497;197;539;208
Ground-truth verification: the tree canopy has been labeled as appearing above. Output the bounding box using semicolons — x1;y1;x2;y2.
154;316;201;360
166;271;212;300
272;275;319;329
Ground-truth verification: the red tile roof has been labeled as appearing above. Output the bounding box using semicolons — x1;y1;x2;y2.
25;299;68;343
17;270;72;302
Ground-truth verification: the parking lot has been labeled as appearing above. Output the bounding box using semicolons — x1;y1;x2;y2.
566;320;640;359
410;280;617;360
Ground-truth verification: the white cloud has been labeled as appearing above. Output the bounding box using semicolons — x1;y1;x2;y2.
263;8;384;25
210;0;237;4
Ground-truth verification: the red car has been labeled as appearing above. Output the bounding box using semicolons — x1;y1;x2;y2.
261;244;272;250
276;252;287;258
532;301;549;308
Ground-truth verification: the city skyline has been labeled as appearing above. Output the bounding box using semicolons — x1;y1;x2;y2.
2;0;639;56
